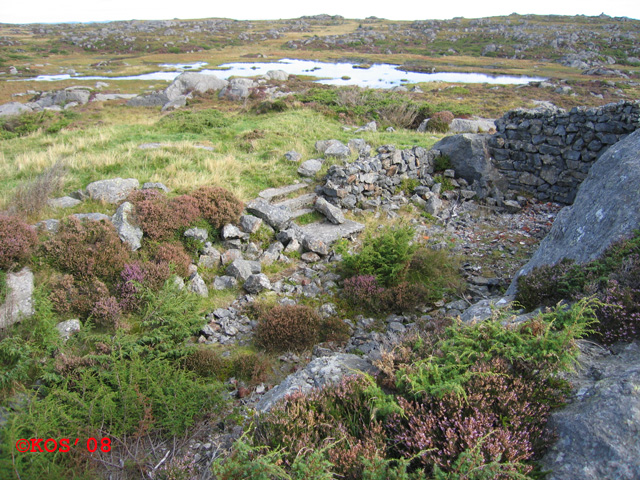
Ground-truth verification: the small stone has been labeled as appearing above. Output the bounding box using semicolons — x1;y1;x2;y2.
184;227;208;242
301;252;321;263
298;159;323;177
221;249;242;264
112;201;143;251
142;182;170;192
188;273;209;297
86;178;139;204
226;258;254;281
198;253;221;269
221;224;243;240
284;150;302;162
314;197;345;225
55;319;81;340
244;274;271;294
239;214;262;234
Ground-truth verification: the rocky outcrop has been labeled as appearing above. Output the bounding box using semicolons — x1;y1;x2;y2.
219;78;256;101
255;354;378;412
507;129;640;294
540;341;640;480
111;201;143;251
128;72;228;109
0;268;34;329
0;102;33;117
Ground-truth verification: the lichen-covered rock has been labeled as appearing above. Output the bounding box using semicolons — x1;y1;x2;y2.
244;274;271;294
256;354;378;412
246;199;292;231
56;319;81;340
86;178;139;204
112;201;143;251
314;197;345;225
540;341;640;480
0;268;34;329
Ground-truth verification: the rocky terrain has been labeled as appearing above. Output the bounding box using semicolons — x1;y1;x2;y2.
1;13;639;480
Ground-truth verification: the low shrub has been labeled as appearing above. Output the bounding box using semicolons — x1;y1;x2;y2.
158;109;233;134
255;305;321;353
0;214;38;270
41;217;131;283
343;275;386;313
405;248;464;303
426;111;454;133
9;160;66;218
128;189;175;240
341;226;416;287
49;274;110;318
433;154;452;173
153;242;192;278
90;296;122;328
257;375;395;480
191;186;244;229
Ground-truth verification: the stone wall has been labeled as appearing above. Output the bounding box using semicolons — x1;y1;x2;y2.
488;101;640;204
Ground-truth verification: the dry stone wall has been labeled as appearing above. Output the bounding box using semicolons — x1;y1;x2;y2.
488;101;640;204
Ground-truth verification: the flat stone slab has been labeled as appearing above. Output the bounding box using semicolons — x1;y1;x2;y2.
258;183;307;202
299;220;365;255
274;193;317;212
246;199;292;231
47;196;82;209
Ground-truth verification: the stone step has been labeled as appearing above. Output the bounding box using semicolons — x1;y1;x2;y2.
274;193;317;212
258;183;308;202
291;207;314;219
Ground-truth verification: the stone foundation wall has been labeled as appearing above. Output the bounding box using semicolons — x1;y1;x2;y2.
488;101;640;204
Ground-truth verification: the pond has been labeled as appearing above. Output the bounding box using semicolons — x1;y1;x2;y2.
20;58;545;88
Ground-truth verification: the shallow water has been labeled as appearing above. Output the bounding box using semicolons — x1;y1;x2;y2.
20;58;545;87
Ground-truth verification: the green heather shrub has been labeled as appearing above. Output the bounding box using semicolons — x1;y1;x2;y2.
255;305;321;353
184;347;272;385
405;247;464;302
516;232;640;343
342;226;416;287
433;154;452;172
0;214;38;270
41;217;131;283
0;110;77;140
192;186;244;229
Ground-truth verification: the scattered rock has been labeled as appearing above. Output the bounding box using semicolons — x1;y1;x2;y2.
244;274;271;294
246;199;292;231
142;182;170;192
255;354;378;412
184;227;209;242
226;258;254;281
188;273;209;297
239;214;263;234
284;150;302;162
298;159;323;177
55;319;81;340
86;178;139;204
0;268;34;329
111;201;143;251
71;213;111;222
0;102;33;117
213;276;238;290
314;197;345;225
47;196;81;209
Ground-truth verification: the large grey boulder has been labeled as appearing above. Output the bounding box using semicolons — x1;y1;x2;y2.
0;268;34;329
540;341;640;480
112;201;143;251
316;140;350;159
507;129;640;295
256;354;378;412
86;178;139;204
298;159;323;177
165;72;228;101
430;134;506;198
0;102;33;117
244;274;271;294
219;78;255;101
246;199;292;231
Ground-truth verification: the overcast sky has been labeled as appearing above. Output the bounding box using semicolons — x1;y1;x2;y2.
1;0;639;24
